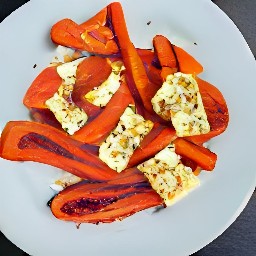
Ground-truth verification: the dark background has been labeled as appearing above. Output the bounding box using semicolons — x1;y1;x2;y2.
0;0;255;255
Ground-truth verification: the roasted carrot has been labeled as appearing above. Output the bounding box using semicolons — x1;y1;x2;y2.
79;7;108;30
173;45;203;75
173;138;217;171
128;127;177;167
108;2;155;114
73;79;134;145
51;9;118;55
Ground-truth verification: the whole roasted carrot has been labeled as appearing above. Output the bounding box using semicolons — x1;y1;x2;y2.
108;2;155;114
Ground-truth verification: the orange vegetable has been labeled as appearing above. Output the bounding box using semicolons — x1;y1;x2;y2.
23;66;62;109
128;127;177;167
187;77;229;144
173;45;203;75
51;6;118;55
153;35;178;80
173;138;217;171
0;121;117;181
50;170;162;224
73;79;134;145
109;2;155;114
72;56;112;116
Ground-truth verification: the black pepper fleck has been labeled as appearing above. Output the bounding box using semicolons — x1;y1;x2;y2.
147;21;151;25
33;64;37;68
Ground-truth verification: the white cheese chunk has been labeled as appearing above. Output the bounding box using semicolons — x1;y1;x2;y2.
50;172;82;192
151;72;210;137
99;106;154;172
46;58;88;135
57;57;86;85
85;61;124;107
137;143;200;206
51;45;76;64
45;92;88;135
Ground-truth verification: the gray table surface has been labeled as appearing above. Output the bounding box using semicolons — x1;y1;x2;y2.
0;0;255;255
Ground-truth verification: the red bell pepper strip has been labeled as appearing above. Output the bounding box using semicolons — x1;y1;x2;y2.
79;7;108;30
72;56;112;117
137;48;163;87
51;6;119;55
0;121;117;181
173;45;203;75
187;77;229;144
30;108;62;129
173;138;217;171
152;35;204;80
50;173;163;224
23;66;62;109
73;79;134;145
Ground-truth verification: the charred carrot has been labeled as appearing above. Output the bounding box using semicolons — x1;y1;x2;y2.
73;80;133;145
173;137;217;171
51;7;118;55
173;45;203;75
108;2;155;114
128;127;177;167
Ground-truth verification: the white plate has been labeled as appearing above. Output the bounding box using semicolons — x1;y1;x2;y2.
0;0;255;255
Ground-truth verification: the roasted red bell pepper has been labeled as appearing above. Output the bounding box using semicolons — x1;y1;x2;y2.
152;35;203;80
173;45;203;75
50;5;119;55
50;170;163;224
128;127;177;167
0;121;117;181
23;66;62;109
187;77;229;144
72;56;112;117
